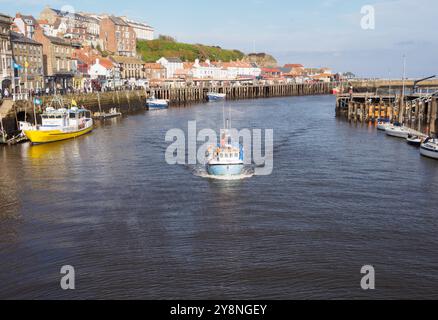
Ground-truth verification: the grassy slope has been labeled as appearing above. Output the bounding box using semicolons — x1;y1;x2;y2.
137;39;245;62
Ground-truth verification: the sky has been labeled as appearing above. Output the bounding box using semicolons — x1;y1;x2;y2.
1;0;437;78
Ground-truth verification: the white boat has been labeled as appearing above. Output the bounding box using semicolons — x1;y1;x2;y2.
376;119;391;131
207;92;226;102
146;96;169;110
93;108;122;120
406;134;423;147
420;138;438;160
385;125;410;139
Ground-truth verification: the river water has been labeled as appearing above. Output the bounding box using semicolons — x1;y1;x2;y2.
0;95;437;300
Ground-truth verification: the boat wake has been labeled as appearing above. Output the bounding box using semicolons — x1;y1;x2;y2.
190;165;255;180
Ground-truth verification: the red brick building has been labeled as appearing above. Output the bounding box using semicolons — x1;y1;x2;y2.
100;16;136;57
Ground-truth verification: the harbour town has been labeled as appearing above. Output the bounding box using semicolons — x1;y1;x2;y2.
1;1;438;302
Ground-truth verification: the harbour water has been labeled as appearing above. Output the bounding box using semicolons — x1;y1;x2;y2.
1;95;438;299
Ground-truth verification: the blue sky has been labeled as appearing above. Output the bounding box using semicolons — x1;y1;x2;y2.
1;0;436;77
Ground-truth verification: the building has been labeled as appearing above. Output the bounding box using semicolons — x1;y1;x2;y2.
143;63;165;80
0;13;13;94
10;32;44;90
34;28;75;90
221;61;261;79
40;7;99;44
37;19;57;37
261;67;282;79
190;59;222;79
157;57;183;79
110;55;145;80
14;14;38;39
120;17;154;41
100;16;136;57
284;64;305;75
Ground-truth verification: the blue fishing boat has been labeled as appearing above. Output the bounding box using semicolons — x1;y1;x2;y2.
146;93;169;110
205;120;244;176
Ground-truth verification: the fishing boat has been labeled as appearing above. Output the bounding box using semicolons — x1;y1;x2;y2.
205;100;244;176
146;93;169;110
207;92;226;102
23;106;93;144
406;134;423;147
376;118;391;131
385;125;410;139
420;138;438;160
205;127;244;176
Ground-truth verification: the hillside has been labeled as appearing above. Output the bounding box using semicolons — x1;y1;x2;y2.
242;53;278;68
137;39;245;63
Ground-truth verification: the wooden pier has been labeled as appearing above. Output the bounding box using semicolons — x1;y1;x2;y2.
336;92;438;136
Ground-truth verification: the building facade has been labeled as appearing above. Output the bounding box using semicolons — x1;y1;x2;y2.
143;63;165;80
34;28;75;90
120;17;154;41
14;14;38;39
157;57;183;79
100;16;136;57
10;31;44;90
110;55;145;80
0;13;13;94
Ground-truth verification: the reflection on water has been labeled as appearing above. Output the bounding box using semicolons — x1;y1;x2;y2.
1;96;438;300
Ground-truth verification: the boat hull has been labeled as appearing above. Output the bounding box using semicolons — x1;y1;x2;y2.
377;124;389;131
420;146;438;159
386;128;409;139
207;163;244;176
207;94;226;102
147;104;168;110
24;125;93;144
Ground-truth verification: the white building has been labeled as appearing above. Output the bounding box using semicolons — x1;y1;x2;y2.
222;61;261;78
14;14;38;39
157;57;183;79
121;17;154;41
191;59;223;79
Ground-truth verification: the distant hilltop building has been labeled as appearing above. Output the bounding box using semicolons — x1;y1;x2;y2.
39;6;100;44
120;17;154;41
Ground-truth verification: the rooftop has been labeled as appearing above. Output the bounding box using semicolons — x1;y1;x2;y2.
10;31;42;45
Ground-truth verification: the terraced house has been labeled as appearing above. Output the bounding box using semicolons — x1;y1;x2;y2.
14;13;38;39
0;13;13;94
100;16;136;57
34;28;75;91
40;7;100;44
110;55;145;81
10;32;44;90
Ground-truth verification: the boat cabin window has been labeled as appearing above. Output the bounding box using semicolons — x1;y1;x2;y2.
69;113;77;119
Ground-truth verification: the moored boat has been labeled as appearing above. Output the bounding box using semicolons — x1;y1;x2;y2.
93;108;122;120
420;138;438;160
24;106;93;144
385;125;410;139
376;118;390;131
207;92;226;102
406;134;423;147
146;95;169;110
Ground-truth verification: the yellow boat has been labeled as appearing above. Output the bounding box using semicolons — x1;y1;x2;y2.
24;106;94;144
